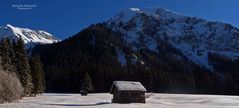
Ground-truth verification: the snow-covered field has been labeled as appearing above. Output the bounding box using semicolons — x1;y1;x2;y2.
1;93;239;108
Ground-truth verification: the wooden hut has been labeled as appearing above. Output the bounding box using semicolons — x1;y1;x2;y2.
110;81;147;103
80;90;87;96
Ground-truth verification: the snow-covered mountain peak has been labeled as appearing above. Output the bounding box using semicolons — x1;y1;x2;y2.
6;24;15;28
129;7;172;14
130;7;177;16
0;24;60;47
107;7;239;69
108;7;185;24
130;8;140;12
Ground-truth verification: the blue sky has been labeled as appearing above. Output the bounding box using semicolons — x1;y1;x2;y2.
0;0;238;39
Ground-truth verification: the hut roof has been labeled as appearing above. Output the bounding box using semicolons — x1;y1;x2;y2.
110;81;147;93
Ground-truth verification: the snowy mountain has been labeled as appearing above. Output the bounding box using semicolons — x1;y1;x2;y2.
107;7;239;70
0;24;60;48
32;8;239;93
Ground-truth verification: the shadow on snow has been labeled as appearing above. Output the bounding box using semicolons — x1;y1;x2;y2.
44;102;110;106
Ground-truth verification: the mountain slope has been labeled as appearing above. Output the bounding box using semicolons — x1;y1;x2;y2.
33;24;224;94
32;8;239;94
107;8;239;70
0;24;60;48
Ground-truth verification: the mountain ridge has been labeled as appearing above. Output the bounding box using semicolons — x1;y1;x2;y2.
0;24;60;48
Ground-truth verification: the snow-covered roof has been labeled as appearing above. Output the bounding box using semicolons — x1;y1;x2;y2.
110;81;147;93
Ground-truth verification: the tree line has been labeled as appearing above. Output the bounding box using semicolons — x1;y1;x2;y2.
0;37;45;99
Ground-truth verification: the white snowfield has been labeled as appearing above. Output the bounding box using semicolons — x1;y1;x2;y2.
1;93;239;108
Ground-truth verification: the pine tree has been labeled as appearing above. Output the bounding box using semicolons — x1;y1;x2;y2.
0;38;15;72
13;38;33;96
81;72;93;92
30;55;45;95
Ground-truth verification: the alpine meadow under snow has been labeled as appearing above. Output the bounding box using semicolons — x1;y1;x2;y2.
1;93;239;108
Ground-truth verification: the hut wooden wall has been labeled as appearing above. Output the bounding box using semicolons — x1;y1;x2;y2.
112;90;145;103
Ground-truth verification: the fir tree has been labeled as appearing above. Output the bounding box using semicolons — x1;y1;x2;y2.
0;38;15;72
81;72;93;92
13;38;32;96
30;55;45;95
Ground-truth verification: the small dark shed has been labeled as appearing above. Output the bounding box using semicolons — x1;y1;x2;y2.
110;81;147;103
80;90;87;96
